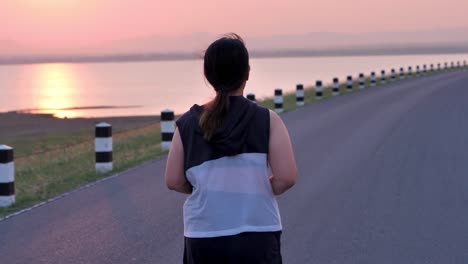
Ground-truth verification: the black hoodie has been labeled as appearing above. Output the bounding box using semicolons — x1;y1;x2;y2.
176;95;270;173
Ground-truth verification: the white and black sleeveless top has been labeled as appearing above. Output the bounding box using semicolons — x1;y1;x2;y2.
176;95;282;238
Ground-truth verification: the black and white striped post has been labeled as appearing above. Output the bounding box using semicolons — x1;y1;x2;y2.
444;62;448;70
346;76;353;92
437;63;441;71
359;73;365;89
315;81;323;100
247;93;256;103
161;109;175;151
408;66;413;78
430;64;434;72
423;64;427;75
400;67;405;80
274;89;283;113
416;65;420;76
332;78;340;96
0;145;15;207
296;84;304;106
370;72;376;87
391;69;396;81
95;123;112;173
381;70;386;84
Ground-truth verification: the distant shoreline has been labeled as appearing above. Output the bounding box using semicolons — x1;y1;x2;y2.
1;45;468;66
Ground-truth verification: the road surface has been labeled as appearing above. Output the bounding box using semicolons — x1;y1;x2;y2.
1;70;468;263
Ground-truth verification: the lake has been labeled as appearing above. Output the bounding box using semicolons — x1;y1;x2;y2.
1;53;467;118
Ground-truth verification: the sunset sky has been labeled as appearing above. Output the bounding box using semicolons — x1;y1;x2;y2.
2;0;468;54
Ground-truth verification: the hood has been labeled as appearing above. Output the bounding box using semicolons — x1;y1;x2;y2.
189;96;257;156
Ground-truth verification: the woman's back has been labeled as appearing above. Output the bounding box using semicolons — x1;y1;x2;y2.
176;96;281;238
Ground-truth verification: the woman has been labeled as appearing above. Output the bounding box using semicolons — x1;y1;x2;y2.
165;33;297;263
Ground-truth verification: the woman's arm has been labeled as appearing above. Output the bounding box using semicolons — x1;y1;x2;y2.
268;110;298;195
165;128;192;194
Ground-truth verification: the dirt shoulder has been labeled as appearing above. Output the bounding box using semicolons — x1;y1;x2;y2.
0;112;160;142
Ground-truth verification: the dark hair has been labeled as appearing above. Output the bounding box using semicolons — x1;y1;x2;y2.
199;33;250;140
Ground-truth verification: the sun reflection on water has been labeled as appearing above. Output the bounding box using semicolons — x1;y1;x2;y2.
33;64;79;118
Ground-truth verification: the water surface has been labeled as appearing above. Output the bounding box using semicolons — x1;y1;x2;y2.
1;54;467;118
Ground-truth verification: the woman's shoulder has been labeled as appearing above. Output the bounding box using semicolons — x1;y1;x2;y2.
265;109;288;139
267;109;280;124
176;104;203;130
246;99;270;119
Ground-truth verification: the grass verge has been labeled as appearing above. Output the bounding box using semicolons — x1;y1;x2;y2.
0;124;165;216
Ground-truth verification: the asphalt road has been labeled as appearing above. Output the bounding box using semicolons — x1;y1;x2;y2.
1;70;468;264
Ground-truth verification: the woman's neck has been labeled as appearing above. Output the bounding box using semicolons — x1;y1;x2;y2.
229;87;244;96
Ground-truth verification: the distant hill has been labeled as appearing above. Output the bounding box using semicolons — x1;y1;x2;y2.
1;43;468;65
248;28;468;51
1;28;468;64
88;28;468;54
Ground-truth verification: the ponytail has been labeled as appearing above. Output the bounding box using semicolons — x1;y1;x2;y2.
199;88;230;140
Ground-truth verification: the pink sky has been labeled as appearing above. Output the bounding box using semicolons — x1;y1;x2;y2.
2;0;468;54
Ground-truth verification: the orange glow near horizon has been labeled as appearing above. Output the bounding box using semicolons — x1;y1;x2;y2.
34;64;79;118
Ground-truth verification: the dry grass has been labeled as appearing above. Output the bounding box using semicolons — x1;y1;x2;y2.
1;123;164;216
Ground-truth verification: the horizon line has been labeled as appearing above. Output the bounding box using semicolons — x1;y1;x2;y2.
1;43;468;66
